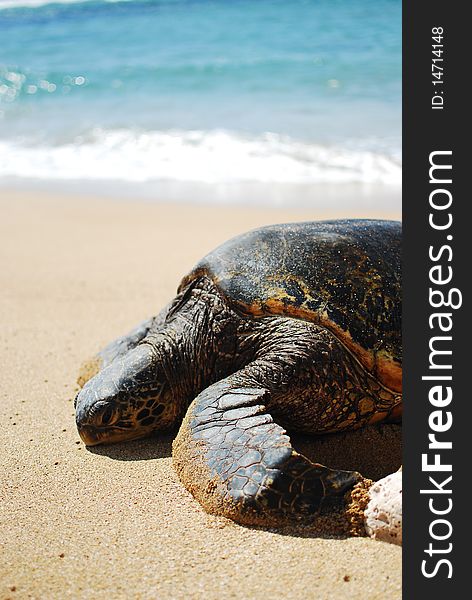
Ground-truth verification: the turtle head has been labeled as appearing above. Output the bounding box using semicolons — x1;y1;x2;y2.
75;344;178;446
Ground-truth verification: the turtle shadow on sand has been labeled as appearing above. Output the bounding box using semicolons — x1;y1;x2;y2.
88;424;401;481
86;431;175;461
88;423;401;541
292;423;402;482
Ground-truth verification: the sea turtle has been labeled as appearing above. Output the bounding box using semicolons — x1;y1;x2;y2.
75;219;402;526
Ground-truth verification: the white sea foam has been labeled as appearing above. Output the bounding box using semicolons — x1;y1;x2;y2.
0;128;401;186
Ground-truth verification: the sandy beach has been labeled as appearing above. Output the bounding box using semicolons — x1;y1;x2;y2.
0;190;402;599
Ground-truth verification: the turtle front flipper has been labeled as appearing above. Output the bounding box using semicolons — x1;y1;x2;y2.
173;374;361;526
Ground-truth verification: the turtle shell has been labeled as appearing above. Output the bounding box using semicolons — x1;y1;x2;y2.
181;220;402;391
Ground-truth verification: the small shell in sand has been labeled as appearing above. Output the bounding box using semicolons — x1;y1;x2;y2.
364;471;402;545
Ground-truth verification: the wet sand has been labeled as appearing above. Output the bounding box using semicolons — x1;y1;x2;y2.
0;190;401;599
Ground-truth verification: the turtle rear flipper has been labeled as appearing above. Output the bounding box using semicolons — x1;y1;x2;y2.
173;373;361;526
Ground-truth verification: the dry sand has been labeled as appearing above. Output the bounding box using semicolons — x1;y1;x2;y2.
0;190;402;599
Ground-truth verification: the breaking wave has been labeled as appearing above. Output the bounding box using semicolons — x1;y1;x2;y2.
0;128;401;185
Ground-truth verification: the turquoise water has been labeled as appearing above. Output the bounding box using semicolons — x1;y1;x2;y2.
0;0;401;200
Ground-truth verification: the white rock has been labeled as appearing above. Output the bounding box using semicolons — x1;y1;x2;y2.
364;471;402;545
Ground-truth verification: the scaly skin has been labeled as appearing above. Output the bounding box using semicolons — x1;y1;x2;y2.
173;375;362;526
77;301;175;388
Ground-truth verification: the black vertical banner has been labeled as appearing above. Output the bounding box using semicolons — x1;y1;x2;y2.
403;2;467;597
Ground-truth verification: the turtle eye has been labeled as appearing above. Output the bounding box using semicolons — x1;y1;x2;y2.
101;406;114;426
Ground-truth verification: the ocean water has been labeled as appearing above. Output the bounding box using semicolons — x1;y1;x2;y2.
0;0;401;205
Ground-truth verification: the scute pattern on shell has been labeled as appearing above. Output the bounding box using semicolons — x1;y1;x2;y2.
180;219;402;388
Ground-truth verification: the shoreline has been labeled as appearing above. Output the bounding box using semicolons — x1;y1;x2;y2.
0;190;401;599
0;180;402;218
